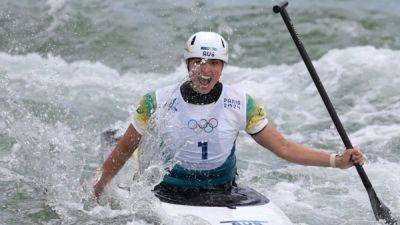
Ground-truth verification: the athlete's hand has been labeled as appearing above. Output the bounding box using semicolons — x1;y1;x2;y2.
94;181;105;199
336;146;364;169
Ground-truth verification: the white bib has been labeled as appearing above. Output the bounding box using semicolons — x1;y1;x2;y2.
154;84;247;170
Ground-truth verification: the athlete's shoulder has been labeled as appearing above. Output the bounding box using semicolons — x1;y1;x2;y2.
136;90;156;117
154;84;180;103
222;84;246;94
222;84;248;101
142;90;156;101
245;93;268;134
245;93;256;104
156;83;179;93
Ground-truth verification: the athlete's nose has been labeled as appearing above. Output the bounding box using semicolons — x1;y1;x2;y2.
201;62;213;75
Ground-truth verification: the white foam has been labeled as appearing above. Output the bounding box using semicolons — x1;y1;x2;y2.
46;0;68;14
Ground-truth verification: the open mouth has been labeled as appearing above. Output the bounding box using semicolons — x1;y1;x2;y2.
198;75;212;85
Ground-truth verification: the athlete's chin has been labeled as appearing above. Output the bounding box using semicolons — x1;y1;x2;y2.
197;85;215;94
191;83;215;94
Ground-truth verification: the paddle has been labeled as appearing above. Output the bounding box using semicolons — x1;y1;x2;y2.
273;2;397;224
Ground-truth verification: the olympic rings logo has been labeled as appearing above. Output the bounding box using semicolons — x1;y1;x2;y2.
187;118;218;133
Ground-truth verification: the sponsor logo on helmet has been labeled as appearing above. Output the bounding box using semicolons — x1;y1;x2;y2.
201;46;218;51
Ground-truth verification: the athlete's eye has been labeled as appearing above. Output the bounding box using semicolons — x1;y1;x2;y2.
193;58;202;65
210;60;222;66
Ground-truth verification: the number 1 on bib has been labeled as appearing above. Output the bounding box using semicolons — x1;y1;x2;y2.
197;142;208;160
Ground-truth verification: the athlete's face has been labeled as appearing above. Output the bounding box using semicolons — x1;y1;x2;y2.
187;58;224;94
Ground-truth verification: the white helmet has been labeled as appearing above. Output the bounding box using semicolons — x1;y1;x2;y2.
184;31;228;63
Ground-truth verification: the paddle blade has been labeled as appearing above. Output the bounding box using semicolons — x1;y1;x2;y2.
367;188;398;224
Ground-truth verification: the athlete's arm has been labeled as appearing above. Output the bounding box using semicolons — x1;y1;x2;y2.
94;124;141;197
252;124;363;169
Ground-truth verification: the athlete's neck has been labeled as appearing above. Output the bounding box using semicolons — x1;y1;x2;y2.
180;81;222;104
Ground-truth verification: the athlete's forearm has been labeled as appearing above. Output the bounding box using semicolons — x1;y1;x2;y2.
95;124;141;196
279;140;331;167
99;143;137;185
253;124;357;168
254;124;332;167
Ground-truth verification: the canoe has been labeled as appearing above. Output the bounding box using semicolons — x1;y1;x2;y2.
154;185;293;225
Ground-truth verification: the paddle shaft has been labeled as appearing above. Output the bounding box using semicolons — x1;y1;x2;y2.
273;2;397;224
273;2;372;187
